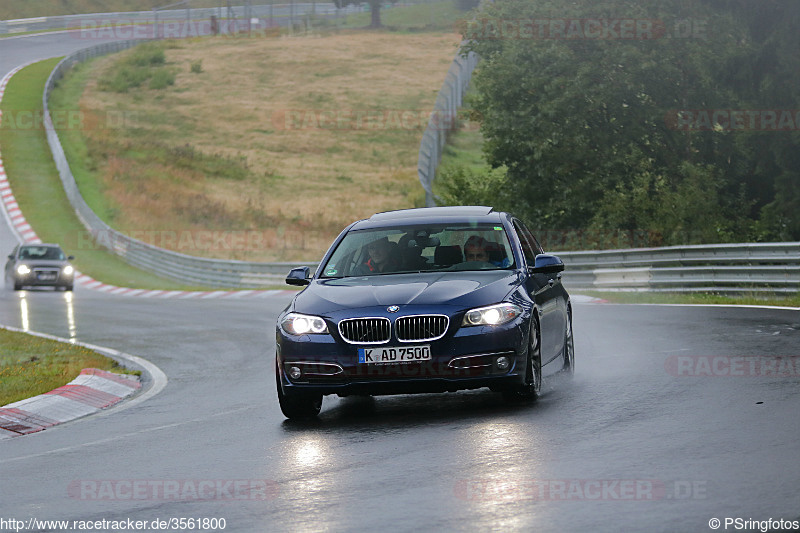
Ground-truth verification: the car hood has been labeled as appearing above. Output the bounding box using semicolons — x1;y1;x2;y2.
293;271;521;314
14;259;68;268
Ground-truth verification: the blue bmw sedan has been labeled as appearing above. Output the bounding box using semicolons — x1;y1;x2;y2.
275;206;574;419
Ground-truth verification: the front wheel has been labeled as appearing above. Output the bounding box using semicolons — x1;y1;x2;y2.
503;317;542;402
276;362;322;419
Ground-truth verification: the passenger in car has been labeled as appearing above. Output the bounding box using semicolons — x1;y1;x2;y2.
354;237;402;274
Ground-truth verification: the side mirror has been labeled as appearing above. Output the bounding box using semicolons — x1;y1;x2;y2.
285;266;311;286
67;255;75;261
529;254;565;275
8;254;14;260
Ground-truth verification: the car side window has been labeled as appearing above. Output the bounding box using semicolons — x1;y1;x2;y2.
522;224;544;255
512;220;540;266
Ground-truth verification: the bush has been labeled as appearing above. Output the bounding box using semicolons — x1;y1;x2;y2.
98;42;172;93
126;43;166;67
148;68;176;90
434;164;512;209
190;60;203;74
98;66;150;93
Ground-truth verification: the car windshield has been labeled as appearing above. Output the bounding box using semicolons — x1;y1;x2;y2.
18;246;66;261
319;223;515;278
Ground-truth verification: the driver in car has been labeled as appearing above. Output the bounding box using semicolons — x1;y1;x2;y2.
464;235;511;267
464;235;491;262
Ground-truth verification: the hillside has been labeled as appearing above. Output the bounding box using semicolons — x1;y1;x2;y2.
52;31;461;261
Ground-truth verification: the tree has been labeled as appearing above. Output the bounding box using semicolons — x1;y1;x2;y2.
454;0;800;244
333;0;397;29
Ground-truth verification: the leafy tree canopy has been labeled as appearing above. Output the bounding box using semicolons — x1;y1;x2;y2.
446;0;800;246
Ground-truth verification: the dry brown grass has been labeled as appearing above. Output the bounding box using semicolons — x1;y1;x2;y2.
76;31;460;261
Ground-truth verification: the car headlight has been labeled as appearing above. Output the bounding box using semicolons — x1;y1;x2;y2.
16;264;31;275
281;312;329;335
63;265;74;276
462;303;523;327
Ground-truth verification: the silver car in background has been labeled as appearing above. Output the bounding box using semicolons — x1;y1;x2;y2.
5;243;75;291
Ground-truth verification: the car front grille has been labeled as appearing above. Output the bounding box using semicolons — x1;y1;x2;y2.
33;268;60;280
395;315;449;342
339;318;391;344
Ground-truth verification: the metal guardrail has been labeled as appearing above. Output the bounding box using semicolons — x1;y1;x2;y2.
558;243;800;293
417;48;478;207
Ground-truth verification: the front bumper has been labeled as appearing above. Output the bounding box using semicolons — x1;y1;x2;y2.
276;316;529;396
13;271;73;288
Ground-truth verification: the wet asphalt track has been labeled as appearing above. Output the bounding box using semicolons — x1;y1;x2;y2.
1;31;800;533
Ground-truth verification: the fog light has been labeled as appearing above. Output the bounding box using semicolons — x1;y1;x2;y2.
289;366;302;380
496;356;510;370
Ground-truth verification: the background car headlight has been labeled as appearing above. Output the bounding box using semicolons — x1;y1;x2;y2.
63;265;74;276
281;313;329;335
16;264;31;275
462;303;523;327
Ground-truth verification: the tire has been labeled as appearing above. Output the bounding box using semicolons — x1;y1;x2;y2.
64;285;74;292
276;362;322;419
562;308;575;376
503;317;542;402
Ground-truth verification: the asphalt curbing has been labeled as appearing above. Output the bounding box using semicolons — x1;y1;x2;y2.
0;368;140;438
0;324;168;440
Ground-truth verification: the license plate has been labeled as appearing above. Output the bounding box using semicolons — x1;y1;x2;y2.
37;274;56;281
358;345;431;364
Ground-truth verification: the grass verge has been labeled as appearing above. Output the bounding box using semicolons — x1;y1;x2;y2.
334;1;465;32
0;327;139;406
0;59;225;290
580;290;800;308
436;118;490;174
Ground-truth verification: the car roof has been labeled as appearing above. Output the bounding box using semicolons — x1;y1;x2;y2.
353;206;503;229
369;206;495;220
20;243;62;248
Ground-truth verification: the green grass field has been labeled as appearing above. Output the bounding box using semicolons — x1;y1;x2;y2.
0;328;138;406
338;1;463;32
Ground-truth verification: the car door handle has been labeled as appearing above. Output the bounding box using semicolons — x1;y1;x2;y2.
548;278;555;287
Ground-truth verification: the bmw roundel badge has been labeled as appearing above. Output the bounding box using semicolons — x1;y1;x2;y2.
387;305;400;313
